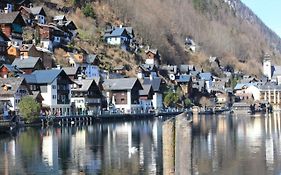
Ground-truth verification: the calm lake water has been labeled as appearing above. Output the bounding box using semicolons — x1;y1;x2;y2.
1;113;281;175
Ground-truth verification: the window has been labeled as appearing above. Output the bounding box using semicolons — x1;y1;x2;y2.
52;85;56;89
52;95;56;99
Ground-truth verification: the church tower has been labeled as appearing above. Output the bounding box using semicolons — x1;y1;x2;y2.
263;54;272;80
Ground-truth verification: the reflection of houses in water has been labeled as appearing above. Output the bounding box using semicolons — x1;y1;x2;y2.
71;129;87;167
42;129;58;168
191;114;281;174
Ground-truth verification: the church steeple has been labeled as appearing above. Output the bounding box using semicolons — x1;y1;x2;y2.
263;54;272;80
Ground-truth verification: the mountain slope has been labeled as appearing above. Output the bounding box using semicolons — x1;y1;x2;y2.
102;0;281;74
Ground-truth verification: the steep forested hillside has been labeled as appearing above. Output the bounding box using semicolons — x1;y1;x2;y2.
40;0;281;75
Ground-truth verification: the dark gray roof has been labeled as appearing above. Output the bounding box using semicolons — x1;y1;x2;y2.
113;65;125;71
12;57;41;69
0;77;27;97
199;72;212;81
179;65;194;73
104;26;133;38
22;69;63;84
104;28;129;38
161;65;177;74
140;64;156;72
1;64;23;73
103;78;139;90
258;82;281;91
29;6;45;16
139;84;152;96
73;79;96;92
85;54;97;64
0;12;21;24
20;44;34;51
143;77;161;92
62;67;79;75
53;15;66;21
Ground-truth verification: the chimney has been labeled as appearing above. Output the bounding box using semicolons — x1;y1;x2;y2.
29;3;33;8
20;54;24;60
119;24;123;28
56;65;61;69
78;74;82;81
149;74;153;80
4;7;8;14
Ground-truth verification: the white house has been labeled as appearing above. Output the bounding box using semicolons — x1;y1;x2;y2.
22;69;73;116
103;78;143;113
139;84;154;112
142;77;163;110
199;72;213;93
0;77;32;117
234;83;260;101
104;27;132;48
71;79;102;115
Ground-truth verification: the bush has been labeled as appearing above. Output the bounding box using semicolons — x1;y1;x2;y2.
19;96;40;122
82;4;96;18
164;92;179;107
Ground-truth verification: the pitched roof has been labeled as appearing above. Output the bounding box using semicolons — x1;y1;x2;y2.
22;69;69;84
176;75;191;83
143;77;161;92
145;49;158;55
62;67;79;75
29;6;46;16
0;77;27;97
53;15;66;21
139;84;152;96
20;44;35;51
73;79;96;91
179;64;194;73
85;54;97;64
234;83;257;90
258;82;281;91
103;78;140;90
1;64;23;74
199;72;212;81
0;12;23;24
12;57;41;69
104;28;130;38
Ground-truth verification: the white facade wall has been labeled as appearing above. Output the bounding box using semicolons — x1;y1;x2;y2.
145;59;155;65
246;86;260;101
263;59;272;80
153;93;163;109
107;37;121;45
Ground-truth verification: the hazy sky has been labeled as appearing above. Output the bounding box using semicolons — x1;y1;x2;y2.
241;0;281;37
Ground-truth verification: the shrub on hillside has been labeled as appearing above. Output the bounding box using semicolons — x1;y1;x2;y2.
82;4;96;18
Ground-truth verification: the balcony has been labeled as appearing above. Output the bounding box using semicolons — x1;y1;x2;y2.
57;99;70;104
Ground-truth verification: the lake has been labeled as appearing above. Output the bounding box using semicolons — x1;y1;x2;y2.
0;113;281;175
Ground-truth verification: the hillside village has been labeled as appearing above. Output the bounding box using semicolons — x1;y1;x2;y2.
0;0;280;119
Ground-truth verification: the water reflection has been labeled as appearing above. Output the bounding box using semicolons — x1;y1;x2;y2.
192;114;281;175
0;114;281;174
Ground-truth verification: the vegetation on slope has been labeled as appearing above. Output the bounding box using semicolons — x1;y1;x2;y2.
38;0;281;75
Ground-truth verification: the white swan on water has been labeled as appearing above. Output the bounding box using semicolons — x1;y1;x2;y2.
129;147;138;154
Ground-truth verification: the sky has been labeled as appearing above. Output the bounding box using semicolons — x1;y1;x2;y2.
241;0;281;37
